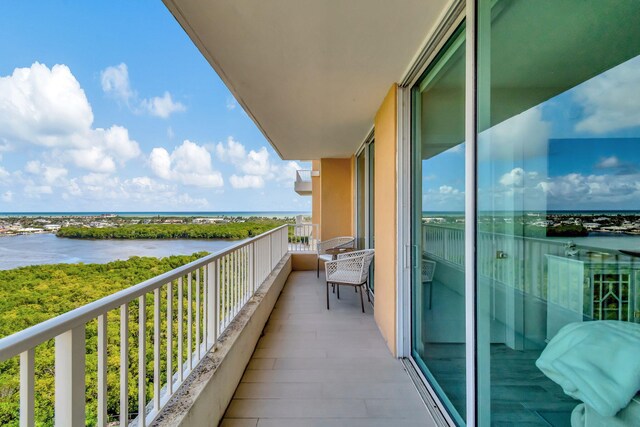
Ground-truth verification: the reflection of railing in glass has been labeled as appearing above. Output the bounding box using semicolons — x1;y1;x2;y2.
422;224;640;329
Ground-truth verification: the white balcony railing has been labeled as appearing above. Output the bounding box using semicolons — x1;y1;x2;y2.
287;223;319;252
0;225;289;427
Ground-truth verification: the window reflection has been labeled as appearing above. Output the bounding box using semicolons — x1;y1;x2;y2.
477;1;640;425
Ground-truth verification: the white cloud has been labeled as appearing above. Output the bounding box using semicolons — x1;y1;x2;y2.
0;62;93;147
141;92;186;118
149;148;172;180
0;166;10;182
486;165;640;210
439;185;459;194
100;63;133;103
216;137;247;164
59;174;209;209
216;136;302;187
98;126;141;164
230;174;264;189
1;190;13;202
498;168;539;187
149;140;224;188
574;55;640;134
478;107;550;160
0;63;140;173
24;160;68;185
68;147;117;173
226;97;237;110
243;147;271;175
596;156;620;169
100;63;186;119
24;184;53;196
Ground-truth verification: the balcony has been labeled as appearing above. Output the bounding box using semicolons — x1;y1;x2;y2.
294;170;314;196
221;271;433;426
0;225;432;427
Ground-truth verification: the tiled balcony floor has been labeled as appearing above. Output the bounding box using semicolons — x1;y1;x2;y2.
221;271;436;427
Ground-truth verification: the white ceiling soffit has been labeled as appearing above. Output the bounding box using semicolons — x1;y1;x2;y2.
163;0;451;160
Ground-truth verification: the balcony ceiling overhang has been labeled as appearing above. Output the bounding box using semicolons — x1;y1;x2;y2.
163;0;451;160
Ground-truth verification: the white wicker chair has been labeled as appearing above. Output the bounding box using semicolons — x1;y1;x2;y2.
325;249;374;313
316;236;355;277
422;259;436;309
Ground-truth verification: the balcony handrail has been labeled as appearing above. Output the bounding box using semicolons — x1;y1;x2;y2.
0;224;287;362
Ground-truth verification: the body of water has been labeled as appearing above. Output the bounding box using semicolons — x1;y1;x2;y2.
0;234;240;270
548;233;640;251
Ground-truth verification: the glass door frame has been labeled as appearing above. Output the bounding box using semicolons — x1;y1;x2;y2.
396;1;476;426
355;129;375;295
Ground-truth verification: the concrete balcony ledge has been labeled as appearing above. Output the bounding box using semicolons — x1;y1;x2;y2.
153;255;293;426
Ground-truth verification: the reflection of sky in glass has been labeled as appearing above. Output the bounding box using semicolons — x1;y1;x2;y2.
423;55;640;212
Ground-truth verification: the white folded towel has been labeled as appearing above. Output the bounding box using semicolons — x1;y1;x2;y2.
536;321;640;417
571;397;640;427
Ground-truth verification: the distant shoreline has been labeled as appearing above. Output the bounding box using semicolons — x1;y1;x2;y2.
0;211;311;218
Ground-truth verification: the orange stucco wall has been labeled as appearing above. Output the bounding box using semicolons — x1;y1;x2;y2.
319;158;354;240
373;84;398;356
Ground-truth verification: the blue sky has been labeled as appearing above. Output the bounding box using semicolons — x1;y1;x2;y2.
0;2;311;212
423;54;640;212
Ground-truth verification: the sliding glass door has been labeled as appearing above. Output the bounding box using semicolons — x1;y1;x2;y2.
476;1;640;425
411;24;466;425
408;2;640;426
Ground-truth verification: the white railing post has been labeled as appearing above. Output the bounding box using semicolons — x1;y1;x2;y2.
187;273;192;370
55;325;86;427
250;242;255;293
269;234;273;269
97;313;108;427
120;304;129;427
177;277;183;383
138;294;147;427
206;261;217;348
195;269;201;360
153;288;161;412
20;349;35;427
166;281;173;396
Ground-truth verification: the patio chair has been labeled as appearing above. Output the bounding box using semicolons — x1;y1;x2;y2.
316;236;355;277
325;249;374;313
422;259;436;309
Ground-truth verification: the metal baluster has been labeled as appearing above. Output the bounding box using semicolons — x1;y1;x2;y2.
195;268;200;361
97;314;107;427
153;288;160;412
20;349;35;427
120;304;128;427
55;325;85;427
138;295;146;427
177;277;183;383
187;273;192;370
166;281;173;396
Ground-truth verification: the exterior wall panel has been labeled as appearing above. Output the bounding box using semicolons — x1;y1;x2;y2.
374;84;398;355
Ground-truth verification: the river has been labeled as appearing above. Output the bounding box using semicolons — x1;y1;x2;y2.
0;234;241;270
